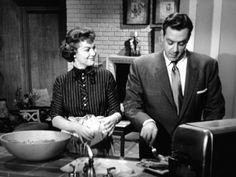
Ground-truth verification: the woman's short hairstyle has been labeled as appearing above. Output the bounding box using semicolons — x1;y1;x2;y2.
162;13;193;39
60;27;96;62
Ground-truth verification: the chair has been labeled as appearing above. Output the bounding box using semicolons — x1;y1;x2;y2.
113;120;131;157
113;104;140;158
19;109;40;122
14;109;50;131
113;119;140;158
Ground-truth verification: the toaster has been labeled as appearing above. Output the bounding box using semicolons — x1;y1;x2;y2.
169;118;236;177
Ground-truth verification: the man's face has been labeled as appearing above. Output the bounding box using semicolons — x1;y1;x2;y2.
163;27;189;62
74;40;96;68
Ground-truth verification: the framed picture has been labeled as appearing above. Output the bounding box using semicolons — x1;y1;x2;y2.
123;0;150;25
153;0;180;25
151;27;162;53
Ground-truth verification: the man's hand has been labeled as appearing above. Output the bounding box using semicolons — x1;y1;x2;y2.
140;121;158;146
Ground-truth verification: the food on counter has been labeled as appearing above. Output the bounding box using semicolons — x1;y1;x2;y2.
137;154;169;170
139;159;168;169
65;114;107;146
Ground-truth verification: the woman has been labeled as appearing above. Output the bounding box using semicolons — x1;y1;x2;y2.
51;27;121;156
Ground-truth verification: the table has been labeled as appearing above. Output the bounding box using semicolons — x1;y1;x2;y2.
0;146;163;177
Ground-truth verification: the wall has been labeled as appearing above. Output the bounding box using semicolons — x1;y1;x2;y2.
0;0;66;109
66;0;151;63
0;0;26;106
190;0;236;118
218;0;236;118
65;0;236;118
194;0;213;56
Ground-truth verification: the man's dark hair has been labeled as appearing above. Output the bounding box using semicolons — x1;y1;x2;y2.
162;13;193;39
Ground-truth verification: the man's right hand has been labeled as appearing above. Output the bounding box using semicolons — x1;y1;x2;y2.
140;121;158;146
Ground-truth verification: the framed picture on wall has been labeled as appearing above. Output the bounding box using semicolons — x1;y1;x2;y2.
153;0;180;25
123;0;150;25
151;27;163;53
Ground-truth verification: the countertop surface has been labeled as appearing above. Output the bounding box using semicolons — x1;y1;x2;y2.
0;145;71;177
0;146;167;177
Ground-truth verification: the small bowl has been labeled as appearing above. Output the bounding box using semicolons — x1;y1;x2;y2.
0;130;71;161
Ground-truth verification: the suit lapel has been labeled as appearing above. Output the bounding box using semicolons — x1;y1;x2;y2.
155;52;176;108
179;51;199;118
154;51;199;118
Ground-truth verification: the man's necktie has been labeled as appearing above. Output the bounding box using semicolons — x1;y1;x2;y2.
171;61;183;115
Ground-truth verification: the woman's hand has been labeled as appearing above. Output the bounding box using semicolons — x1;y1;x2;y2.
52;115;94;141
97;116;115;136
97;112;121;136
73;122;94;141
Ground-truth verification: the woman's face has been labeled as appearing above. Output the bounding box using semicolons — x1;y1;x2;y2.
74;40;96;69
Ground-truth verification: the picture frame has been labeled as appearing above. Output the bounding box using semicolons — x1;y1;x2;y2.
123;0;150;25
151;27;162;53
153;0;180;25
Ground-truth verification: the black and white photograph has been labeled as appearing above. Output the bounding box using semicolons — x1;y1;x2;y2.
0;0;236;177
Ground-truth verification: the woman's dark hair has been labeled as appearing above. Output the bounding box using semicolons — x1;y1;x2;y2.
60;27;96;62
162;13;193;39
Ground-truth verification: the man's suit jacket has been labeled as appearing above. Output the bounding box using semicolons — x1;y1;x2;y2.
123;50;225;156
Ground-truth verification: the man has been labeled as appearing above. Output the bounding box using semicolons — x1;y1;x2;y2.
123;13;225;158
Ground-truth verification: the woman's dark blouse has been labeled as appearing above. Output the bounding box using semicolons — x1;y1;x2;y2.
51;66;120;119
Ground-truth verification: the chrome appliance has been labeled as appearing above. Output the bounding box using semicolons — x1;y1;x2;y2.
169;119;236;177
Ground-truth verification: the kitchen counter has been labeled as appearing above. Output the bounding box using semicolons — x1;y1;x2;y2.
0;146;71;177
0;146;167;177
